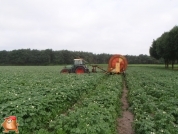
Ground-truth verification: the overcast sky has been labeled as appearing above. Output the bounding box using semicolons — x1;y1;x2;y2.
0;0;178;55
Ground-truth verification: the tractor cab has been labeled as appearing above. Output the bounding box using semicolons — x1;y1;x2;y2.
74;59;86;65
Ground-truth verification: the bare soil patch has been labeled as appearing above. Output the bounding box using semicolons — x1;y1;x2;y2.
117;83;134;134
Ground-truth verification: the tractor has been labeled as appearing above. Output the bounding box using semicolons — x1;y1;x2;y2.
60;54;128;74
60;58;89;74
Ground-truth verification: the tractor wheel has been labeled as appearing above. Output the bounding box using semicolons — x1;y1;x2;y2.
75;67;85;74
60;69;69;73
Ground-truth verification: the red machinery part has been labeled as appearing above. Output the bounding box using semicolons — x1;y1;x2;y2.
75;67;85;74
107;54;128;73
60;69;69;73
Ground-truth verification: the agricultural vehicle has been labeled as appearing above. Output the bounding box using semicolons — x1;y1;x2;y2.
60;54;128;74
60;59;89;74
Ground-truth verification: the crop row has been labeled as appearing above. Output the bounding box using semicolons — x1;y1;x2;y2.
0;66;123;134
126;67;178;134
47;75;123;134
0;67;103;133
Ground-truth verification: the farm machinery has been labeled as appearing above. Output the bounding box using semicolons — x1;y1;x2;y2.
60;58;90;74
60;54;128;74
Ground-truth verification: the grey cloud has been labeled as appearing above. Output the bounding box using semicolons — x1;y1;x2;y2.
0;0;178;55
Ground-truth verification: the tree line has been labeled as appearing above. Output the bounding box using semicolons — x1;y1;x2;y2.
149;25;178;69
0;49;162;65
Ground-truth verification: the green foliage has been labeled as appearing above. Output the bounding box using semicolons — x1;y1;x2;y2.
0;49;162;65
0;66;122;133
149;25;178;69
126;66;178;134
49;75;122;134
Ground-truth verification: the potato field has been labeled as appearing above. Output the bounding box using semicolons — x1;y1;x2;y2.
0;66;178;134
126;66;178;134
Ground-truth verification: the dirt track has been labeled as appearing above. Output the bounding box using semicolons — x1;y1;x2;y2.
117;82;134;134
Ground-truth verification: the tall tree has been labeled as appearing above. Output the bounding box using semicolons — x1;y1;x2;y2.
149;40;160;60
168;26;178;69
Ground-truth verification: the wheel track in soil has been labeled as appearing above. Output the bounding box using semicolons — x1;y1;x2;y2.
117;80;134;134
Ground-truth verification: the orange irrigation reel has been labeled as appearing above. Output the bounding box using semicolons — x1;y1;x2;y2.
107;54;128;74
91;54;128;74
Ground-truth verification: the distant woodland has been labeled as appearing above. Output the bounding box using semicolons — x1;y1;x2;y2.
0;49;161;65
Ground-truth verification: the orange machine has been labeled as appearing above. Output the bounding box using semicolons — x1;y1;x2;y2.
107;54;128;74
91;54;128;74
